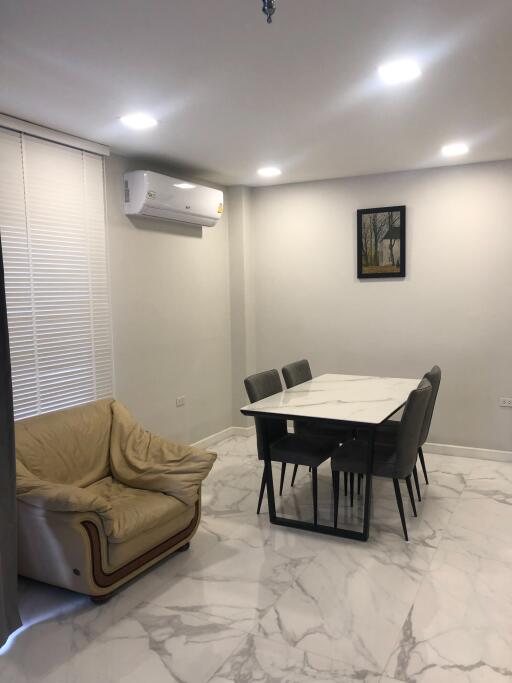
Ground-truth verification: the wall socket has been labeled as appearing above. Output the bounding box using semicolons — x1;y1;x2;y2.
176;396;185;408
499;397;512;407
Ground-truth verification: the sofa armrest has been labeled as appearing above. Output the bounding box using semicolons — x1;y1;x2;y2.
110;400;217;505
17;501;110;595
16;462;111;514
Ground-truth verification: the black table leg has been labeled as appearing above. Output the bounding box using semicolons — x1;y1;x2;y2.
362;428;375;541
261;421;277;521
259;417;375;542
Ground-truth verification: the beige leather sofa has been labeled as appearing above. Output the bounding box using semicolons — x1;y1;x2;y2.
15;399;216;600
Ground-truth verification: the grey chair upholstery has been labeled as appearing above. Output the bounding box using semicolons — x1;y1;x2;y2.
331;378;432;540
375;366;441;491
282;359;353;490
282;359;312;388
245;370;287;452
244;369;336;524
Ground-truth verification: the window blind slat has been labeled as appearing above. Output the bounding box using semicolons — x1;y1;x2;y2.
0;129;113;419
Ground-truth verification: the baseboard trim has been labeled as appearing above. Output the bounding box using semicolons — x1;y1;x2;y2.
425;441;512;463
194;427;511;464
192;425;255;449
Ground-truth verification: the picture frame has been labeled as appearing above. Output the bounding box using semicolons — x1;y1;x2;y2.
357;205;406;279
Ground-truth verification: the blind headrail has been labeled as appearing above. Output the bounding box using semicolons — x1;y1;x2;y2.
0;113;110;157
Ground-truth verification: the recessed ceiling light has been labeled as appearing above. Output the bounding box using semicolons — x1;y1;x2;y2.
120;112;158;130
441;142;469;158
174;182;197;189
257;166;282;178
378;59;421;85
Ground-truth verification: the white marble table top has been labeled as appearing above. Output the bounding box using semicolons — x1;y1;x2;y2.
241;373;420;425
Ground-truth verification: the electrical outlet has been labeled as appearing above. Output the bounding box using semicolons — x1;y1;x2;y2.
176;396;185;408
499;397;512;408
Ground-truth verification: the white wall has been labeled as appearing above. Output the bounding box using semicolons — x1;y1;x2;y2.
246;161;512;452
105;154;512;451
227;186;258;426
105;154;233;443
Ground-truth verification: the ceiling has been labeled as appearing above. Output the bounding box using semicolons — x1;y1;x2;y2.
1;0;512;186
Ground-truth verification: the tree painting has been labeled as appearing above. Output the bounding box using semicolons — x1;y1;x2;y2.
357;206;405;278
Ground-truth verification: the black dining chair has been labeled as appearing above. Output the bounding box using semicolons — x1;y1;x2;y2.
282;359;354;491
245;369;337;525
331;378;432;541
374;366;441;498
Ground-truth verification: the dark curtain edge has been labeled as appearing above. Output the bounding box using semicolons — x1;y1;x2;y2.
0;237;22;648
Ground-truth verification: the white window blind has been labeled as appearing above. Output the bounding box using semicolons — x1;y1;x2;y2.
0;127;113;419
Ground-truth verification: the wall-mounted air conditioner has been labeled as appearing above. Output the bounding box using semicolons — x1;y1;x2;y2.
123;170;224;227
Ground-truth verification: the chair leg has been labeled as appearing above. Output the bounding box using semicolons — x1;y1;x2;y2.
291;464;299;487
279;462;287;496
349;472;354;507
257;470;266;514
344;471;348;496
418;447;429;484
405;475;417;517
393;478;409;541
412;465;421;502
357;473;363;495
332;470;340;528
312;467;318;525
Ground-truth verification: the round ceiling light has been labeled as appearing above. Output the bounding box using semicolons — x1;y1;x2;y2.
257;166;282;178
120;112;158;130
441;142;469;158
378;59;422;85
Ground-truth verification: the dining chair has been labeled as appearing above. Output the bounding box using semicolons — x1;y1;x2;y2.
374;366;441;495
282;359;353;490
245;369;337;524
331;378;432;541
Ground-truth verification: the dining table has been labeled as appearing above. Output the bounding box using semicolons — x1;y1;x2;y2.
240;373;420;541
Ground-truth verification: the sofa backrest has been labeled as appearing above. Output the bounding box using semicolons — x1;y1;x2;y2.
15;399;113;487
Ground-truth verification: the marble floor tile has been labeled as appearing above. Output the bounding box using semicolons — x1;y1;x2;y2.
145;511;331;634
1;436;511;683
438;494;512;564
116;605;246;683
0;603;245;683
462;460;512;504
384;541;512;682
208;633;382;682
258;531;435;672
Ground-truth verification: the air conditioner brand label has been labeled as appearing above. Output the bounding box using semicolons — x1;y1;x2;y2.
217;203;224;214
146;190;156;199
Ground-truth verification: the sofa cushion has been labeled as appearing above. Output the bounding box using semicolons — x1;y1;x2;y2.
87;476;191;543
15;400;113;487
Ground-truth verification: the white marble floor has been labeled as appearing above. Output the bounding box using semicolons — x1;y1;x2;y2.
1;435;512;682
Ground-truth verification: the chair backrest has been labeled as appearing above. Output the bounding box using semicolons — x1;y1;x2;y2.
395;378;432;478
418;365;441;446
282;359;312;388
244;370;287;459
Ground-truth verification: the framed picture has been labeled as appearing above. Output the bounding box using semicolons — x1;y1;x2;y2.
357;205;406;279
